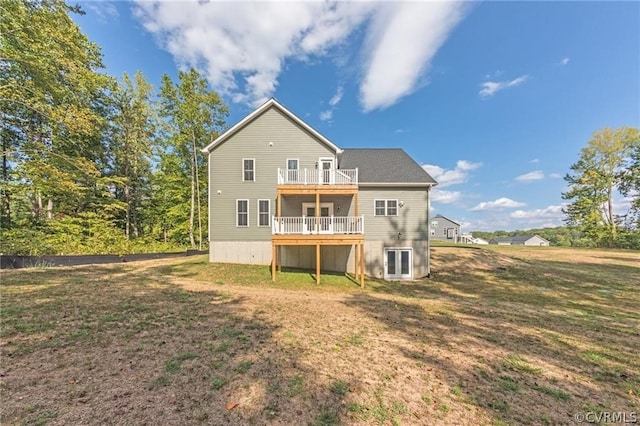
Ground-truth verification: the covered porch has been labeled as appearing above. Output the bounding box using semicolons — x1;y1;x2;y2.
271;235;365;287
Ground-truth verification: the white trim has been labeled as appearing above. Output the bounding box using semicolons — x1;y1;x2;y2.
373;199;398;216
359;182;436;187
201;98;342;154
236;199;249;227
242;158;255;182
383;247;413;280
257;199;271;227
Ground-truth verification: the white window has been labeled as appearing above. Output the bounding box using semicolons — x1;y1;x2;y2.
242;158;255;182
431;220;438;227
430;229;435;236
374;199;398;216
237;200;249;227
258;199;270;227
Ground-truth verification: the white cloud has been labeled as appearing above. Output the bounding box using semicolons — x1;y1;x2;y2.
516;170;544;182
329;86;344;106
561;57;570;65
529;158;539;164
422;160;482;188
87;2;119;22
470;197;526;211
479;75;529;98
456;160;482;171
549;173;563;179
319;110;333;122
320;85;343;121
510;205;564;220
134;1;468;110
359;2;467;111
431;189;462;204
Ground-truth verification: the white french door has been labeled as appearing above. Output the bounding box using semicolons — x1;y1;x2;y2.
384;248;412;280
319;158;334;184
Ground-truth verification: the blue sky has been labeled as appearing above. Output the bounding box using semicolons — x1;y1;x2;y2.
76;1;639;232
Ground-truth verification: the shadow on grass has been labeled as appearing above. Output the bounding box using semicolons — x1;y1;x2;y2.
0;263;354;425
343;249;640;425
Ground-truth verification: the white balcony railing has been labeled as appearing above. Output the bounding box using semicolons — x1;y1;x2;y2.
272;215;364;235
277;168;358;185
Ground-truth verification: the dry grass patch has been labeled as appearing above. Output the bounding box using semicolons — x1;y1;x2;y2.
1;246;638;425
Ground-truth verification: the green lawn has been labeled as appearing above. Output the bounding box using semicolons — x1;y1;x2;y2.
1;246;638;425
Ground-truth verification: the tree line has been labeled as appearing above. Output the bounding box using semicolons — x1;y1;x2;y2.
1;0;228;255
1;1;638;255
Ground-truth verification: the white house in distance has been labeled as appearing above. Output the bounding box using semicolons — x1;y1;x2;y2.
489;235;550;246
460;233;489;245
201;98;438;284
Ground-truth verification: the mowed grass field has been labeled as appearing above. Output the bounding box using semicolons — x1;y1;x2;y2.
1;246;638;425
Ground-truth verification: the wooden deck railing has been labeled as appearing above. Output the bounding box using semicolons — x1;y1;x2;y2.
272;216;364;235
277;168;358;185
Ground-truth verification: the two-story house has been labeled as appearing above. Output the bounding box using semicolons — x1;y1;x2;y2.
430;214;460;243
202;99;437;285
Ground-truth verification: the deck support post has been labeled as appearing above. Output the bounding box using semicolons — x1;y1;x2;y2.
316;244;321;284
360;243;365;288
315;192;320;234
354;243;359;281
271;244;276;282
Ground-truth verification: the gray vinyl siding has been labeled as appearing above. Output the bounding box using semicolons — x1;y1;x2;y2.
356;187;429;241
209;106;336;241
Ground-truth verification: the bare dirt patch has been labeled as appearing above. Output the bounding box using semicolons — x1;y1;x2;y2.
1;247;638;425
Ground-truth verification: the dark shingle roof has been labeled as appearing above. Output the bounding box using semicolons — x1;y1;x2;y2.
434;214;460;226
339;149;437;185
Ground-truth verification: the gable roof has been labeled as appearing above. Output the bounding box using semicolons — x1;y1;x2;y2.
490;235;549;244
339;149;437;186
433;214;460;226
201;98;341;154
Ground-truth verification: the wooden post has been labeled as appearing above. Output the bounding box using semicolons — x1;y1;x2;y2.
277;245;281;272
360;243;365;288
354;243;359;281
354;192;359;216
271;244;276;281
277;192;281;217
315;192;320;234
316;244;320;285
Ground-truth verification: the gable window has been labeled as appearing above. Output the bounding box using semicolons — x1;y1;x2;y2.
237;199;249;227
242;158;255;181
258;199;270;227
374;199;398;216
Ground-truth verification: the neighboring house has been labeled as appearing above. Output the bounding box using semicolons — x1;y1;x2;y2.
201;99;437;283
489;235;550;246
430;214;460;243
460;233;489;245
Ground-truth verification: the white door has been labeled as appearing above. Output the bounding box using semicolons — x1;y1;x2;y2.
384;248;412;280
319;158;334;184
303;203;333;234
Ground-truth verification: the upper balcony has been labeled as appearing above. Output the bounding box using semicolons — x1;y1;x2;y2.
277;168;358;195
277;168;358;185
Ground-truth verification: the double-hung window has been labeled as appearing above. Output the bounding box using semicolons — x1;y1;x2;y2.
237;200;249;227
258;199;270;227
242;158;255;182
374;199;398;216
